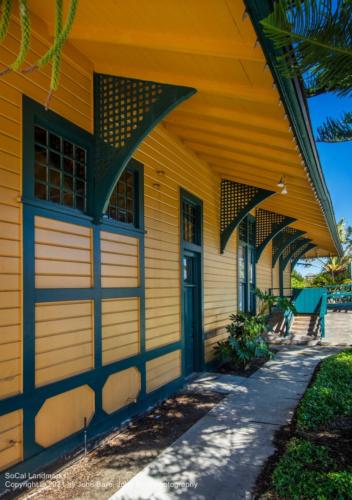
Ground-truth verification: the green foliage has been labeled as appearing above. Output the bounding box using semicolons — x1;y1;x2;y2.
297;349;352;429
255;287;296;315
272;439;352;499
260;0;352;97
317;111;352;142
213;312;272;368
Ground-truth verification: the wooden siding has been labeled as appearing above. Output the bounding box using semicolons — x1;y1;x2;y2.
102;367;141;414
0;13;93;402
256;242;273;292
35;216;93;289
100;231;139;288
134;125;237;359
35;386;95;448
146;350;181;393
273;261;280;291
0;410;22;472
35;300;94;387
101;298;140;365
283;263;291;292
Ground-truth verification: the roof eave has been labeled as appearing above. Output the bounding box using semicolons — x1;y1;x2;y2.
244;0;343;257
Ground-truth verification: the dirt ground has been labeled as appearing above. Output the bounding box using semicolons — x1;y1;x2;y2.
11;390;224;500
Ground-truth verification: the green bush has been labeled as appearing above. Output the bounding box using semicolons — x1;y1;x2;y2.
272;439;352;499
297;349;352;429
213;312;272;369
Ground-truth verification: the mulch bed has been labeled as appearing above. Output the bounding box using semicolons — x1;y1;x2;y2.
8;390;224;500
216;349;279;377
252;361;352;499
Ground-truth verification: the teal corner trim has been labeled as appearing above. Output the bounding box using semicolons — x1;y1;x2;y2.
244;0;343;257
255;208;295;263
272;227;306;267
93;73;196;222
220;179;273;254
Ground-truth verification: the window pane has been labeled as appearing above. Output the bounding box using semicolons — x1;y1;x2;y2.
35;182;46;200
63;191;73;207
106;168;137;226
49;169;60;187
76;163;86;180
49;133;61;152
183;201;199;244
63;175;73;191
35;126;47;146
63;140;73;157
35;145;47;164
35;163;47;182
49;187;60;203
63;157;74;175
49;151;60;170
75;147;86;163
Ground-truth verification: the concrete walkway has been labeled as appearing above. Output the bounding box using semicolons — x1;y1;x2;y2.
110;346;339;500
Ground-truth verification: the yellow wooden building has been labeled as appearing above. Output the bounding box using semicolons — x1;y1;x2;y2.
0;0;341;479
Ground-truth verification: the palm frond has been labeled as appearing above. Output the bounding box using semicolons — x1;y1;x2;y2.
316;111;352;142
261;1;352;96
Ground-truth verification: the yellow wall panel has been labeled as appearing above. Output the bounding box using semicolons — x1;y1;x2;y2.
35;300;94;386
35;386;95;448
256;242;273;292
273;262;280;291
101;231;139;288
101;298;140;365
102;367;141;414
34;216;93;289
146;350;181;393
283;264;291;293
0;410;22;472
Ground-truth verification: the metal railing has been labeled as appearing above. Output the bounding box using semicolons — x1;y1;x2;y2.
319;292;327;338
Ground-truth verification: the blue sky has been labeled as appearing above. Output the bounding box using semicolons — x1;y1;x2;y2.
296;93;351;275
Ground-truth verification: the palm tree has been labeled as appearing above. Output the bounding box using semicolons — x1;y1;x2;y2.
323;255;350;281
261;0;352;142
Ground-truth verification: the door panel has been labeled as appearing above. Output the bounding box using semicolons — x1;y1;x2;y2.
183;252;199;375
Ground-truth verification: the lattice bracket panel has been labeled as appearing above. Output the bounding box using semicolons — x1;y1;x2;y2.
255;208;295;263
220;180;273;253
280;237;312;272
93;73;196;220
291;243;317;270
272;226;306;267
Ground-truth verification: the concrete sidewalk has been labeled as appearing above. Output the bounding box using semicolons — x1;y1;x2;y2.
110;346;339;500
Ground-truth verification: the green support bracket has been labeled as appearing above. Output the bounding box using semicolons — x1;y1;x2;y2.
255;208;295;263
291;243;317;269
280;237;312;272
272;226;306;267
220;179;274;253
93;73;196;222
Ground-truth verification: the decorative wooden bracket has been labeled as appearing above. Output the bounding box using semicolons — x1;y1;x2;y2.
280;237;312;272
272;226;306;267
255;208;295;263
291;243;317;270
92;73;196;221
220;179;273;253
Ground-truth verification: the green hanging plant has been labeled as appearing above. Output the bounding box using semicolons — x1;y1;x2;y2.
0;0;79;109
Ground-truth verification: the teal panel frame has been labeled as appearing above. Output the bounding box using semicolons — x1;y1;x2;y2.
220;179;274;253
0;95;189;486
255;208;295;262
93;73;196;221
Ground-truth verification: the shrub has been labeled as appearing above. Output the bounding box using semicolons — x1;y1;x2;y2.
297;349;352;429
213;312;272;368
272;439;352;499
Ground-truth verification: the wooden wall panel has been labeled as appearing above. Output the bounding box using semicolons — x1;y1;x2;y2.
273;261;280;292
101;297;140;365
134;125;237;359
256;242;273;292
0;410;22;472
146;350;181;393
35;386;95;448
35;300;94;386
0;11;93;402
102;367;141;414
283;263;291;293
35;217;93;288
100;231;139;288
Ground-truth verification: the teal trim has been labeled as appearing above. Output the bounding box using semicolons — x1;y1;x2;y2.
237;215;256;314
221;186;273;254
93;73;196;221
244;0;342;257
180;188;204;374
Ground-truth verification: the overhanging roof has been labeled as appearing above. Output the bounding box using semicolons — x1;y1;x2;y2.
26;0;341;256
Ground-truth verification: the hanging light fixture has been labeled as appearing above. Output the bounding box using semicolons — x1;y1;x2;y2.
277;176;285;188
281;185;288;195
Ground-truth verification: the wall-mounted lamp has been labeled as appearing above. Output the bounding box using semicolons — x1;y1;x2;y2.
277;176;288;194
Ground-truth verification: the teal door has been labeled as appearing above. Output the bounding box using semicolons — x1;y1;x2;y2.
238;217;256;314
183;251;200;375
